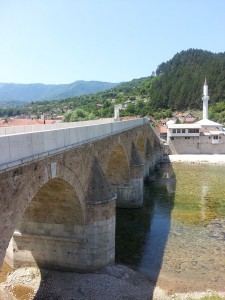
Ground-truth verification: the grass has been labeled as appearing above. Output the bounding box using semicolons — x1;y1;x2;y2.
190;295;225;300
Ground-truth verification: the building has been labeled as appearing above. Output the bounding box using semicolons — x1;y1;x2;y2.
0;118;55;127
174;112;196;123
167;80;225;154
156;124;168;140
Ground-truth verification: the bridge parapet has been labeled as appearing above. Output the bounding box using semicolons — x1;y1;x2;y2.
0;119;115;136
0;118;147;171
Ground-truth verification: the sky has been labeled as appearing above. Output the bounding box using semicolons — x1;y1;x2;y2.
0;0;225;84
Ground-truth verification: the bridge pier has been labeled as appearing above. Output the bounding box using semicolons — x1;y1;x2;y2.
144;138;164;183
85;201;115;270
144;157;155;182
144;138;155;182
114;143;144;208
85;157;116;270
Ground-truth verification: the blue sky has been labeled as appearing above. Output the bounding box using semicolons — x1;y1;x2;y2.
0;0;225;84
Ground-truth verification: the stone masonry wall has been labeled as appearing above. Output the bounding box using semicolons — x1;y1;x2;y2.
0;122;163;271
169;135;225;154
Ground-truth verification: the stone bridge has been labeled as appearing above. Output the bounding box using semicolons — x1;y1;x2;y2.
0;118;163;272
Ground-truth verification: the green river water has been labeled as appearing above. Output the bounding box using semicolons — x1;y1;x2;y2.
116;162;225;293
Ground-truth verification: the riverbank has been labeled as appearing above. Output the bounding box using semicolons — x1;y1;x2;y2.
163;154;225;164
0;264;164;300
1;264;225;300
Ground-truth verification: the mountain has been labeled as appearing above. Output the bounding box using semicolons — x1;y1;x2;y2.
148;49;225;110
0;80;119;104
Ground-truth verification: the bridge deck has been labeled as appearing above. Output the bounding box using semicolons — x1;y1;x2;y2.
0;118;148;171
0;118;115;136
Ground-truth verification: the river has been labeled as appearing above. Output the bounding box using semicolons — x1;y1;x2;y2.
116;162;225;293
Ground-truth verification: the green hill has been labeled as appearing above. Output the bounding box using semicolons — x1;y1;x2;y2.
149;49;225;110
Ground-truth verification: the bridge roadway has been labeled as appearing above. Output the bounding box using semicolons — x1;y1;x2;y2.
0;118;142;170
0;118;163;272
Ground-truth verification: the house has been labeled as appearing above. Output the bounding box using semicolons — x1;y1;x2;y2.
0;118;55;127
167;80;225;154
54;115;63;122
156;125;168;140
158;118;168;126
95;104;103;110
174;112;196;123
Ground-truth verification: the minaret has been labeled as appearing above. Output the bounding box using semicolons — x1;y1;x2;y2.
202;78;209;119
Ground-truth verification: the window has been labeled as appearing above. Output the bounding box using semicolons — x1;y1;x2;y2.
213;135;219;139
182;129;185;133
172;129;176;133
188;128;199;133
177;129;181;133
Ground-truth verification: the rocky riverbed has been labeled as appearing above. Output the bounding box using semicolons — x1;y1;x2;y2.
1;264;225;300
0;264;164;300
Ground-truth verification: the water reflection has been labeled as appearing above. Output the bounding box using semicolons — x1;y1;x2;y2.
116;163;225;293
139;164;176;284
116;163;176;297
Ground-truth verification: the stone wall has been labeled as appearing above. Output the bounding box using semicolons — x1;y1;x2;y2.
0;121;163;272
169;135;225;154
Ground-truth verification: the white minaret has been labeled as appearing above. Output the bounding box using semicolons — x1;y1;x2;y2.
202;78;209;119
114;104;122;120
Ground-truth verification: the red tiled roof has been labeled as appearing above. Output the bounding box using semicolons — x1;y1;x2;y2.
200;127;221;133
156;125;167;134
0;119;55;127
159;119;167;123
185;118;196;123
175;112;194;118
175;113;185;117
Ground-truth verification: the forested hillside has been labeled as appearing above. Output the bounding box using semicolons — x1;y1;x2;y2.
149;49;225;110
1;49;225;122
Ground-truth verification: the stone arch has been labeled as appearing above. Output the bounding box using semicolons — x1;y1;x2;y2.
105;143;130;185
17;177;84;232
9;162;86;226
135;131;146;161
57;163;86;216
4;161;87;270
148;131;155;148
145;137;154;158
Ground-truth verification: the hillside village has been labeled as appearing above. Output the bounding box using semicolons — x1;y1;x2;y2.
155;111;197;140
155;80;225;154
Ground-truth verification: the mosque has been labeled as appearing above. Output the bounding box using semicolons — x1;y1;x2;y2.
167;80;225;154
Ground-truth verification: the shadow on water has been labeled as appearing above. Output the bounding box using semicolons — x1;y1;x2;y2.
116;162;176;299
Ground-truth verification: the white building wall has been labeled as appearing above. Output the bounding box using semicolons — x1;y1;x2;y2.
169;135;225;154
